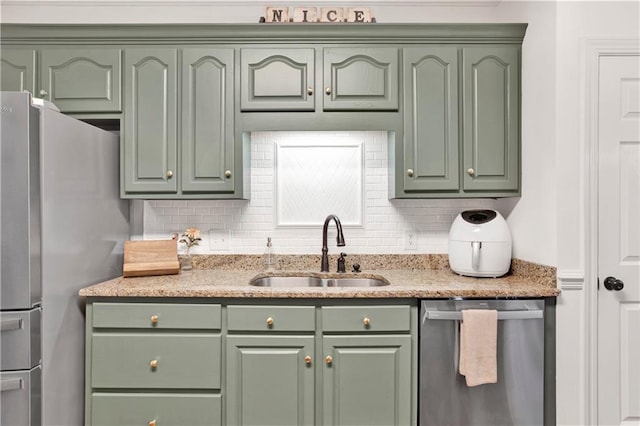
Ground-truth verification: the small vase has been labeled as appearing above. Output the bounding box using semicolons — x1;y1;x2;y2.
180;252;193;271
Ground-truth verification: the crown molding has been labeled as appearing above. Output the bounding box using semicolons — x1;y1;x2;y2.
0;0;502;6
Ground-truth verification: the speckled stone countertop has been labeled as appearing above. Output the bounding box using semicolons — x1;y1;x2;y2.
79;255;559;299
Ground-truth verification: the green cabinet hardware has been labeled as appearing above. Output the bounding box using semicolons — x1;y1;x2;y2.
123;48;178;195
240;48;315;111
240;47;399;112
0;48;36;93
322;335;412;426
91;393;222;426
398;44;521;198
323;48;399;111
39;48;122;113
226;335;315;426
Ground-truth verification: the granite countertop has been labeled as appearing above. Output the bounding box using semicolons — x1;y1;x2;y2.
79;255;560;299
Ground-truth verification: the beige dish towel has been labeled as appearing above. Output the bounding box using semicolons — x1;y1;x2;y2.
459;309;498;387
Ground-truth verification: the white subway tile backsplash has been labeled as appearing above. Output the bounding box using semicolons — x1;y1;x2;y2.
143;131;499;254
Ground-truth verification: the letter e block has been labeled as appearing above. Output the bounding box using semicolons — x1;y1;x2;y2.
347;8;372;23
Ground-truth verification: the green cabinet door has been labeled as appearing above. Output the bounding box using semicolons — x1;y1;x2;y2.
39;48;122;112
323;48;399;111
462;46;520;192
403;47;459;192
0;48;35;93
322;335;412;426
241;48;315;111
123;48;178;194
181;48;235;193
226;335;315;426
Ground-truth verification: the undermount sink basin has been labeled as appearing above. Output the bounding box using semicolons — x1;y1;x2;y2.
249;275;389;288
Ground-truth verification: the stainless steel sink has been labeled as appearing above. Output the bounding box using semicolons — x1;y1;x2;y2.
249;275;389;287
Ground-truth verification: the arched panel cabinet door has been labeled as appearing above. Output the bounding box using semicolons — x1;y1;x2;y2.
241;48;315;111
461;46;520;193
402;47;459;193
181;48;235;194
40;48;122;112
0;49;36;93
122;48;178;195
323;47;399;111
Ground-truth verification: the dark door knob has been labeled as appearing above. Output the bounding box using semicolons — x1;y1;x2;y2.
604;276;624;291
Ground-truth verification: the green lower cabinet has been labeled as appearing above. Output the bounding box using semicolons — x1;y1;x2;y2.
91;393;221;426
322;335;412;426
226;335;315;426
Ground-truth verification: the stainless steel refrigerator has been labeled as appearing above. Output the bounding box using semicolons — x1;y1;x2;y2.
1;91;130;425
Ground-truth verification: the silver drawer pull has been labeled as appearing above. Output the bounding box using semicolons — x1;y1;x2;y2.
0;318;22;331
424;310;543;321
0;378;23;392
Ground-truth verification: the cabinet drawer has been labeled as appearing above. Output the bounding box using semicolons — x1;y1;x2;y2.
92;303;221;330
91;392;221;426
91;333;221;389
321;306;411;332
227;305;315;332
1;309;40;371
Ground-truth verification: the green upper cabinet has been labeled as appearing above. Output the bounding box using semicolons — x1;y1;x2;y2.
123;48;178;195
241;48;315;111
226;335;315;426
397;44;521;198
123;47;240;199
402;47;459;192
0;48;36;93
322;335;412;426
39;48;122;113
462;46;520;192
181;48;235;193
240;47;399;112
323;48;399;111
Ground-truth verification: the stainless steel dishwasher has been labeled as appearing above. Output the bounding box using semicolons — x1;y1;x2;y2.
419;299;545;426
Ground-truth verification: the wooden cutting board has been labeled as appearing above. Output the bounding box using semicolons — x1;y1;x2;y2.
123;240;180;277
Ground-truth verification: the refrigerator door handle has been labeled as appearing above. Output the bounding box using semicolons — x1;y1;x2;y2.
424;310;543;321
0;318;23;331
0;378;23;392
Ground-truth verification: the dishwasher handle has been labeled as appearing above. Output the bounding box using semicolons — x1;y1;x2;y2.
424;309;543;321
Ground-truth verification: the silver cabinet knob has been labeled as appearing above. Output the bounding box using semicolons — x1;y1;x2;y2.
407;169;414;177
224;170;232;178
467;168;475;177
325;87;331;95
166;170;173;178
39;89;48;97
307;87;314;96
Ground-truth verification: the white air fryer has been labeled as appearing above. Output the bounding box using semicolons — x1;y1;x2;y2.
448;209;512;278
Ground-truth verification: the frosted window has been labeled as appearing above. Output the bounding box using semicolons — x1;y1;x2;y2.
275;133;364;227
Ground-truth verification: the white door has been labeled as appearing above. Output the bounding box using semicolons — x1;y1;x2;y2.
597;55;640;426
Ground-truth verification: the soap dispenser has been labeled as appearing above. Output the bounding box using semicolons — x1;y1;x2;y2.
263;237;276;271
